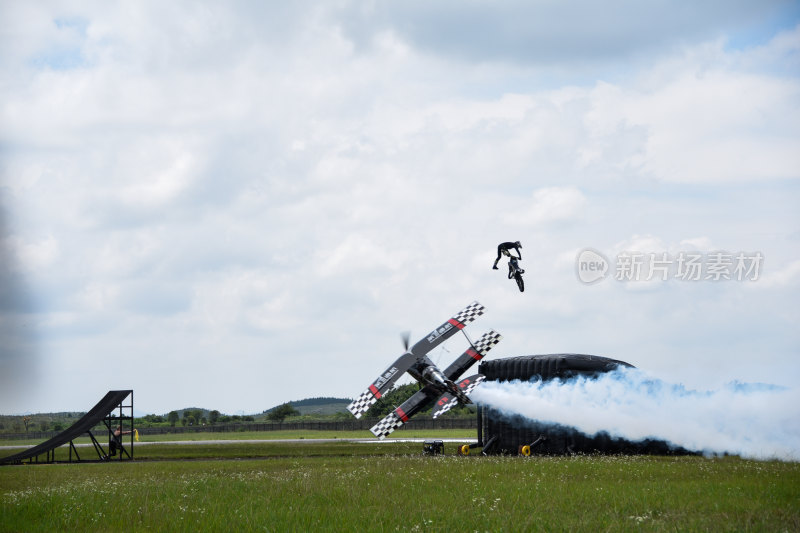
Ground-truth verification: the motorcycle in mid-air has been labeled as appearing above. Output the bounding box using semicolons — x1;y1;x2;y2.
506;253;525;292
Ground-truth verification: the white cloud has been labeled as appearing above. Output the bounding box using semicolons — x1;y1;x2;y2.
0;3;797;414
116;146;198;208
339;1;795;67
756;259;800;288
504;187;588;226
678;237;716;251
634;72;800;183
5;234;59;272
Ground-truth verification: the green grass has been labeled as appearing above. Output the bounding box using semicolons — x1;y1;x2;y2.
1;439;798;532
0;428;476;447
1;430;473;462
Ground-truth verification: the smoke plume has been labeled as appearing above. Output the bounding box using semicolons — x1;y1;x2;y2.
471;367;800;460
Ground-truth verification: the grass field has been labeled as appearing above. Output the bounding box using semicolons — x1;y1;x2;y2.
1;432;799;532
0;428;476;447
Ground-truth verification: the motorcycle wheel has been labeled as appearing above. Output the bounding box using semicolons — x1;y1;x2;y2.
515;273;524;292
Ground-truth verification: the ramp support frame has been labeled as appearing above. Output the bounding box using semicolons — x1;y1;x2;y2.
0;390;134;465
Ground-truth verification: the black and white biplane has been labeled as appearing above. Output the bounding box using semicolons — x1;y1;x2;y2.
347;301;502;439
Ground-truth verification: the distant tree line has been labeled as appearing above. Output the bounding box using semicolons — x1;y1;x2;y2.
154;409;256;427
0;390;471;436
264;403;300;422
279;397;350;408
0;415;70;434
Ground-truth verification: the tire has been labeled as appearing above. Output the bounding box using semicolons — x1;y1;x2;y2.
515;273;524;292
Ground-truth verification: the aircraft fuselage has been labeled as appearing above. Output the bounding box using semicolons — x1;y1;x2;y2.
407;357;471;404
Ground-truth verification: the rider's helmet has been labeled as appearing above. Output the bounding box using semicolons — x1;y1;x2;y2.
515;241;522;248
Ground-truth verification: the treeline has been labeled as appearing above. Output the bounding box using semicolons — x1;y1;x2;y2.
280;397;351;408
140;409;255;428
0;415;74;434
0;387;471;435
0;407;344;434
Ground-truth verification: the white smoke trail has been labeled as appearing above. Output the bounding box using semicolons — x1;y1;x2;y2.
471;367;800;461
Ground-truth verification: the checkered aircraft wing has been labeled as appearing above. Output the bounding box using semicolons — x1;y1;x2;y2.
348;302;485;419
369;387;436;439
442;329;502;381
347;351;417;419
409;301;485;358
431;374;486;419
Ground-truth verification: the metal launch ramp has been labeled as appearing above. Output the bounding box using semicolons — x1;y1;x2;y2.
0;390;134;465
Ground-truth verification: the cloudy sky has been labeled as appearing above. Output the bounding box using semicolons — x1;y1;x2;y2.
1;1;799;416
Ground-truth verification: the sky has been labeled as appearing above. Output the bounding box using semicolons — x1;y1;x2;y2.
1;1;799;417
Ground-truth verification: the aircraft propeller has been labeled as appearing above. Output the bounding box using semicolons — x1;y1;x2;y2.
401;331;411;352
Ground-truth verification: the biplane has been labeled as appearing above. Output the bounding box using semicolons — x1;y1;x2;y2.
347;301;502;438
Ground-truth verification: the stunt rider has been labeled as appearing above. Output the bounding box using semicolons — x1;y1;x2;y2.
492;241;524;278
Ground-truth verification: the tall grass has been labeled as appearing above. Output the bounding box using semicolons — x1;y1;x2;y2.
2;443;798;532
